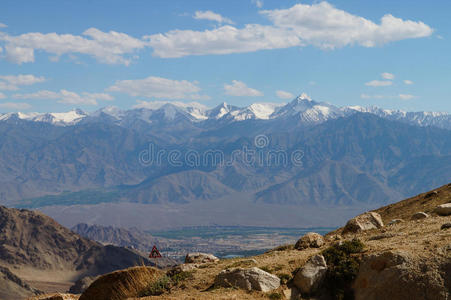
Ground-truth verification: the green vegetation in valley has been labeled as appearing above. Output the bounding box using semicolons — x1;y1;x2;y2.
14;189;121;208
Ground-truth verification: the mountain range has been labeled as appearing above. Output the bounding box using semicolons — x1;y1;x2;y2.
1;93;450;129
1;94;450;229
0;206;175;299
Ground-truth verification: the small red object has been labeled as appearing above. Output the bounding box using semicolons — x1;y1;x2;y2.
149;245;162;258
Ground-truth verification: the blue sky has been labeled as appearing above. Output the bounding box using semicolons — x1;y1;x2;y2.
0;0;449;113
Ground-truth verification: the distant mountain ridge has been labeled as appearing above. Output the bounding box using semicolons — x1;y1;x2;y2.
0;206;175;298
0;94;450;230
1;93;450;129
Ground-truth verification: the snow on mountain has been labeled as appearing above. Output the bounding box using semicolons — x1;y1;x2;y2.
271;93;344;123
0;110;86;125
206;102;239;119
0;93;449;129
228;102;285;121
132;100;208;121
344;105;451;129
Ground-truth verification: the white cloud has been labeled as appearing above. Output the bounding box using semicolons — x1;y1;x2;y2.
252;0;263;8
107;76;210;100
13;89;113;105
403;80;414;85
381;72;395;80
0;74;45;90
4;45;35;64
194;11;234;24
261;3;433;49
146;25;300;58
276;90;294;99
0;92;5;99
399;94;415;100
147;2;432;58
224;80;263;97
0;28;146;65
365;80;393;87
0;23;7;28
0;102;31;110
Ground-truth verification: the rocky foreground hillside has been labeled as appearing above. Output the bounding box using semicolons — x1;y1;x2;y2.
29;183;450;300
0;206;175;300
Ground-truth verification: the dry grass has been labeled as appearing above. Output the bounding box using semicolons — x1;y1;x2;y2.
46;183;449;300
79;266;162;300
133;183;451;299
374;182;451;222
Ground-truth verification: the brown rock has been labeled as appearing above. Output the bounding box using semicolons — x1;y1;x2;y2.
434;203;451;216
295;232;325;250
343;212;384;233
354;251;448;300
214;267;280;292
185;252;219;264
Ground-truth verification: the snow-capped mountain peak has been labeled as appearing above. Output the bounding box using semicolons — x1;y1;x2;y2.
0;93;449;129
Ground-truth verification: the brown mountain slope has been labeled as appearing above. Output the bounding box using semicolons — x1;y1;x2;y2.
0;206;166;299
71;183;450;300
374;182;451;222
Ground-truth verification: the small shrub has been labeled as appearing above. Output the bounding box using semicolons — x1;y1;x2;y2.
271;244;294;252
139;275;171;296
273;264;284;271
321;238;365;300
278;273;291;285
170;271;193;286
268;292;283;299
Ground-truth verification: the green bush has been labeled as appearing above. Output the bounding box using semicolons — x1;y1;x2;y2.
278;273;291;285
321;238;365;300
268;292;283;299
171;271;194;286
139;275;171;296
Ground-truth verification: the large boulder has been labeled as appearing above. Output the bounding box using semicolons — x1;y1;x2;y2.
295;232;325;250
293;255;327;294
166;263;199;277
434;203;451;216
185;252;219;264
79;266;162;300
214;267;280;292
343;212;384;233
354;251;448;300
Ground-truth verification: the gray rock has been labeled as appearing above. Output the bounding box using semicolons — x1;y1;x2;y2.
354;251;448;300
411;212;429;220
295;232;325;250
185;252;219;264
343;212;384;233
293;255;327;294
167;263;199;277
388;219;404;225
214;267;280;292
441;223;451;230
434;203;451;216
